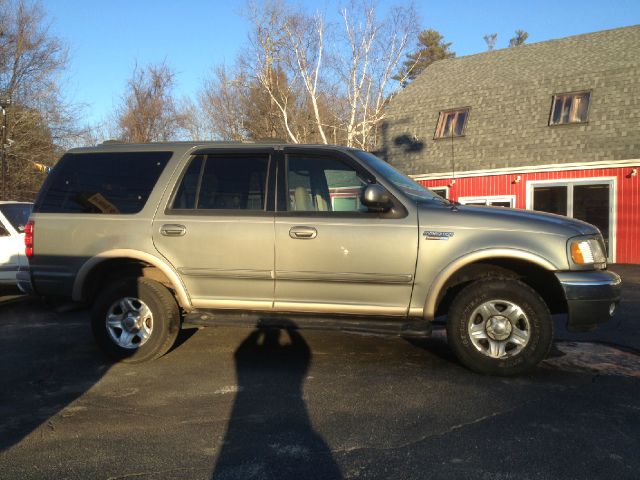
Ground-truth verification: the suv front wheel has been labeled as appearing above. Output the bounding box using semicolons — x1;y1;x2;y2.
91;277;181;363
446;278;553;376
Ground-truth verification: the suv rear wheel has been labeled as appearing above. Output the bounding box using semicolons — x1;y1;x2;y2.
446;278;553;376
91;277;181;363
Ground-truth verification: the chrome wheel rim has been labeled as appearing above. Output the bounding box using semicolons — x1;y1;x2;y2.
106;297;153;349
467;299;531;359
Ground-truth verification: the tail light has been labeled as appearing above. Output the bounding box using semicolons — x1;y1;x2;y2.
25;220;34;258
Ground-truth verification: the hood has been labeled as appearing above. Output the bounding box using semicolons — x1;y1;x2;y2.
418;201;599;237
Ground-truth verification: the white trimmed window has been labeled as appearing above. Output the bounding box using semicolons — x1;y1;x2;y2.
458;196;515;207
430;187;449;199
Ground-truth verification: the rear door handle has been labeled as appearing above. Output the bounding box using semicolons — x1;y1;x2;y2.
160;224;187;237
289;226;317;239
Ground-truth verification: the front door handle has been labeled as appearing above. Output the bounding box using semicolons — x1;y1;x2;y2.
289;226;317;239
160;224;187;237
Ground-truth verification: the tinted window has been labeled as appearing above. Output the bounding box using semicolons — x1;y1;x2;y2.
573;184;610;254
171;154;269;211
533;186;568;216
0;220;8;237
35;152;171;214
0;203;32;232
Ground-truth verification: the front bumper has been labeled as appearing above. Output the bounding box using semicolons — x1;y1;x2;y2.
555;270;621;332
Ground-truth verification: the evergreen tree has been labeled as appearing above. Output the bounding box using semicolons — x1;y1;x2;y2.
509;29;529;47
394;29;455;87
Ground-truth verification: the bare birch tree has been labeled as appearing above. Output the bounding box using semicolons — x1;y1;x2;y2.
281;11;330;144
336;2;417;149
244;1;304;143
255;0;415;148
200;0;416;149
199;65;247;141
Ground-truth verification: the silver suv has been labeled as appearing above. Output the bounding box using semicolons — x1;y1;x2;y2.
18;142;621;375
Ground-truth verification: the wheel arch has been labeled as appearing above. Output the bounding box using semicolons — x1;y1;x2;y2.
72;249;191;310
424;249;565;320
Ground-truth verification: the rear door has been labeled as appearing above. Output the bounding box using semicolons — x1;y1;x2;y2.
152;149;276;310
273;148;419;316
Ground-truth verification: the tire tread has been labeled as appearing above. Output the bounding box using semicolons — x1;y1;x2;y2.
446;277;553;376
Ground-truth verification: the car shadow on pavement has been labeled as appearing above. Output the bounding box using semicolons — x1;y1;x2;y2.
0;285;25;305
403;329;460;366
0;300;111;452
168;325;199;353
211;326;342;480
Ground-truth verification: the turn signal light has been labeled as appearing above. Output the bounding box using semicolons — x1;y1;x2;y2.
570;241;589;264
569;237;606;268
24;219;34;258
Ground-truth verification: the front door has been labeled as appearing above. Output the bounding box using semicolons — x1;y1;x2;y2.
152;150;275;310
273;149;418;317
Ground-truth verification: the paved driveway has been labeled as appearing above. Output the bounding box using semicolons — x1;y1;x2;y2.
0;267;638;479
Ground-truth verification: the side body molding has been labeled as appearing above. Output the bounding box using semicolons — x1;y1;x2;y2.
420;248;558;320
72;249;192;309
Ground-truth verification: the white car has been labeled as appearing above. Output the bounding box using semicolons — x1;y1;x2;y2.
0;201;32;289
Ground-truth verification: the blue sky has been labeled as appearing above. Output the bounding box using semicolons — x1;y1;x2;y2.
45;0;640;126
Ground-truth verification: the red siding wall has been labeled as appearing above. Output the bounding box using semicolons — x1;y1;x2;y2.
418;166;640;264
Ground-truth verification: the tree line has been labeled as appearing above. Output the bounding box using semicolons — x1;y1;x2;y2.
0;0;529;200
0;0;82;200
114;1;421;151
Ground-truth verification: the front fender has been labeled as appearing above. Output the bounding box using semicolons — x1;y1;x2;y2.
415;248;557;320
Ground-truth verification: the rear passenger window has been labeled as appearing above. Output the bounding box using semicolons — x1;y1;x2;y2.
171;154;269;211
35;152;172;214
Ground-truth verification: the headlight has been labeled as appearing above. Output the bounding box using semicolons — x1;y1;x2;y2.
568;236;607;269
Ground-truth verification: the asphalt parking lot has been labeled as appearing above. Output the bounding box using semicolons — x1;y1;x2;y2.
0;266;639;479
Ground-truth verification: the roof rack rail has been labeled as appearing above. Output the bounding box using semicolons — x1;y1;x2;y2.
99;139;288;146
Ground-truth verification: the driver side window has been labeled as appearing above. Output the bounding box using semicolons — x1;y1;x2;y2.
287;155;369;213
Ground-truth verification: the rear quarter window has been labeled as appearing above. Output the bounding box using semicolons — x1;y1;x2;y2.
34;151;172;214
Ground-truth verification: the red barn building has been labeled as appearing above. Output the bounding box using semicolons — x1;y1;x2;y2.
382;26;640;263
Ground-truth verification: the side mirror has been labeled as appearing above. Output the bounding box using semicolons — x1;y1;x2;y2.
361;184;393;211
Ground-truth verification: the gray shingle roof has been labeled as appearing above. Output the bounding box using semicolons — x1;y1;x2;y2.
383;25;640;175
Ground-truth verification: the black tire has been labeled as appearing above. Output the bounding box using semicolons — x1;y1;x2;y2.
91;277;181;363
446;278;553;376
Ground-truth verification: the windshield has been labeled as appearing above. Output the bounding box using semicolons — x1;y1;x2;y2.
0;203;33;233
352;151;448;203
